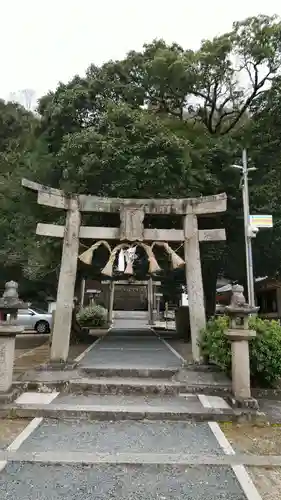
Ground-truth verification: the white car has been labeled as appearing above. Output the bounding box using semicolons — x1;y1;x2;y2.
13;308;53;333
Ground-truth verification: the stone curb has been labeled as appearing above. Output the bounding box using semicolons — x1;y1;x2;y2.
0;403;266;423
1;450;281;466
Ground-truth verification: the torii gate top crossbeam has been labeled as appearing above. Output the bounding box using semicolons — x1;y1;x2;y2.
22;178;227;215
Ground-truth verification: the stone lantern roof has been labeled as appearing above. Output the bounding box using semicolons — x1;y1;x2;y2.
0;281;28;314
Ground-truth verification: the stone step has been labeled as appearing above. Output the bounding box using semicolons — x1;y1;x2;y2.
14;376;232;398
173;367;232;397
69;377;185;395
69;377;231;397
79;367;179;379
0;402;258;422
1;392;262;422
106;328;153;337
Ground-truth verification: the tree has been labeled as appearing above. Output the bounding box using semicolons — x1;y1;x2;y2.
57;103;207;197
189;15;281;134
0;99;60;295
5;14;281;312
38;15;281;159
244;78;281;278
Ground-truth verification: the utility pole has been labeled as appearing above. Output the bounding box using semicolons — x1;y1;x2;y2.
242;150;255;307
232;149;257;306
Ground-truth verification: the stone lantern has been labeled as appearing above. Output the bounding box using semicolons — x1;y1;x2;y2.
155;293;163;321
0;281;28;393
225;284;259;408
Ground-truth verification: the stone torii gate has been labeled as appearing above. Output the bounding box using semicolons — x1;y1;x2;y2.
22;178;227;363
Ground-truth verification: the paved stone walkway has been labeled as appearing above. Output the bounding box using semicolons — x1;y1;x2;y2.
0;324;264;498
80;326;183;372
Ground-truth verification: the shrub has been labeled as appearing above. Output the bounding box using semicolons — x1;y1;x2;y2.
249;317;281;387
201;315;281;387
200;316;231;373
76;304;107;328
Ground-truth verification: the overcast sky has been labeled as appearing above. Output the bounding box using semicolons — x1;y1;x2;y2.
1;0;281;102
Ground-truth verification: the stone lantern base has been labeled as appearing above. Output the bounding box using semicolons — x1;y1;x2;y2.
0;325;23;393
224;284;260;410
226;328;259;409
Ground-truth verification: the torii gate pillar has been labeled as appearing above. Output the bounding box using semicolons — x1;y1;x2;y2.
184;214;206;362
51;199;81;362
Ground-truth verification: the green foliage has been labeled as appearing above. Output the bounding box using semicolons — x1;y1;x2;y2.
76;304;107;328
249;317;281;387
38;15;281;161
201;316;281;387
243;78;281;279
200;316;231;371
0;99;59;289
57;104;208;197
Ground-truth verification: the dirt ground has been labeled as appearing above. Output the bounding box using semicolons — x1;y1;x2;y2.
13;343;51;379
13;342;92;379
167;340;193;363
247;467;281;500
221;422;281;455
221;422;281;499
0;420;30;449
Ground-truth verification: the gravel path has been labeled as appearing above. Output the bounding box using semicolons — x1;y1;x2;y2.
0;463;246;500
17;419;221;455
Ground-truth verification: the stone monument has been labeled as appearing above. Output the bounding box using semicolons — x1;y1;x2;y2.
225;284;259;408
0;281;28;393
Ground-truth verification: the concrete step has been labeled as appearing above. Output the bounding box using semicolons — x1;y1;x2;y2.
2;392;263;422
80;366;179;379
173;367;232;397
0;401;259;422
68;377;185;395
106;328;155;337
14;375;231;398
13;376;232;398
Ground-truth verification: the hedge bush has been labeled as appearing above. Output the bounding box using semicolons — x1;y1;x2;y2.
201;315;281;387
76;304;107;328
